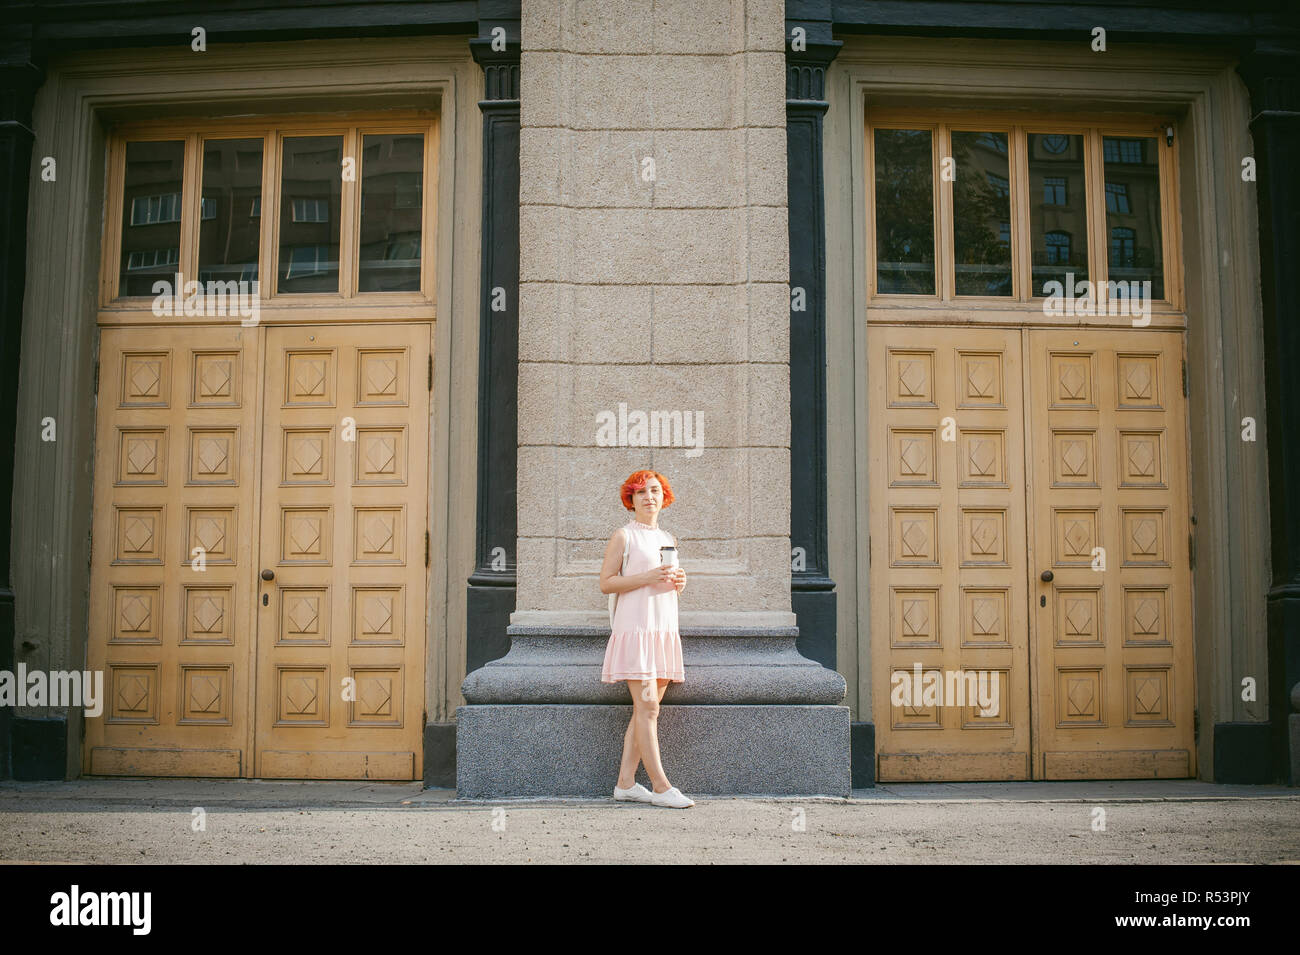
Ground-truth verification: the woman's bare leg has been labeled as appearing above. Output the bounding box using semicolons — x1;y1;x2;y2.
625;679;672;793
616;679;672;790
615;716;639;789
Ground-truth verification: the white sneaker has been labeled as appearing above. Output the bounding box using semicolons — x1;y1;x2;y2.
613;782;654;802
648;786;695;809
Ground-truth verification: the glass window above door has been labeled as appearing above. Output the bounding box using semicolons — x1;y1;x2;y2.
873;128;936;295
101;112;438;319
866;112;1178;309
951;129;1012;297
199;138;263;286
1102;136;1163;299
1027;133;1089;297
277;135;343;294
119;140;184;297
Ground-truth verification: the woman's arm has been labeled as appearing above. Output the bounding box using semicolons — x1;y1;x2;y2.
598;529;657;595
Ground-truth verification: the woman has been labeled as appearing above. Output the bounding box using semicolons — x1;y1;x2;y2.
598;469;693;808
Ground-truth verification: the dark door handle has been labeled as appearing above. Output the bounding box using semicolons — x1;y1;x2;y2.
1040;570;1054;583
261;569;275;582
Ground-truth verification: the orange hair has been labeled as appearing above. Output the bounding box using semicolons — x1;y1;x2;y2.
620;469;675;511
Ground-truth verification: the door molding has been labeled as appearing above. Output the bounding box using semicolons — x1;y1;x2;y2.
11;37;484;777
824;37;1272;781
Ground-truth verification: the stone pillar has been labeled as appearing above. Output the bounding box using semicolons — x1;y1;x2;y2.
435;32;522;790
456;0;849;797
786;29;840;671
786;17;855;777
1238;43;1300;784
464;37;521;676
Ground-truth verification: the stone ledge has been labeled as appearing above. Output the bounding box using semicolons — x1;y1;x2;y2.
508;624;800;636
508;609;799;628
455;703;851;797
462;626;847;704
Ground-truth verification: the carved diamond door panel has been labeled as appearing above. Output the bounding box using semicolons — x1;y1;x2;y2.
870;324;1195;781
86;327;261;776
869;325;1033;781
1027;329;1194;779
87;323;430;779
255;325;429;779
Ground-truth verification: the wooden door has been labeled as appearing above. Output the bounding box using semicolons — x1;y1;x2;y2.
86;326;261;775
870;324;1196;780
869;325;1033;780
86;322;430;779
254;324;430;779
1026;328;1195;778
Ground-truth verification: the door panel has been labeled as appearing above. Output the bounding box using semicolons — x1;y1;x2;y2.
870;324;1195;781
86;326;261;776
87;322;430;779
1027;328;1194;778
869;325;1033;780
254;324;430;779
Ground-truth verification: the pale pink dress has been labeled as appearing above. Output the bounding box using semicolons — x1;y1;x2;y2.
601;517;684;683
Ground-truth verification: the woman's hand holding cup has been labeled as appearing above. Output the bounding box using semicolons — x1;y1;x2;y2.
637;565;676;588
645;564;677;587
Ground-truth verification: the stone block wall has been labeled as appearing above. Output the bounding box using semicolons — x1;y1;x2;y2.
516;0;793;626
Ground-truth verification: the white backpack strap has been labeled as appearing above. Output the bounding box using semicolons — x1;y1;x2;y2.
609;526;631;628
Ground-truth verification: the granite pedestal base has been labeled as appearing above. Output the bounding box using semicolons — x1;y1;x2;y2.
456;625;850;797
456;702;850;797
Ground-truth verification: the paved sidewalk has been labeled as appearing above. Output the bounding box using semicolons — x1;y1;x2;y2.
1;779;1296;863
1;777;1297;806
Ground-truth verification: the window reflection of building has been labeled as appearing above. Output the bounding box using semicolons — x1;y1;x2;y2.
1103;136;1163;296
119;140;185;296
1106;182;1130;213
113;123;431;299
1104;138;1144;163
125;247;179;271
1029;132;1088;294
291;197;329;222
198;138;263;286
873;128;935;294
1110;227;1136;266
357;133;424;292
130;193;181;225
951;129;1012;296
285;243;331;279
278;136;342;293
1041;133;1070;154
869;123;1167;300
1045;230;1071;264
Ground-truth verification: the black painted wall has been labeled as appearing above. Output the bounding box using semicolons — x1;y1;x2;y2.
0;58;42;781
1239;45;1300;784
